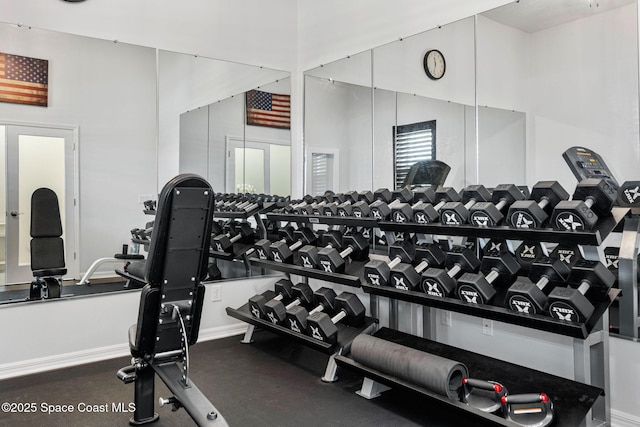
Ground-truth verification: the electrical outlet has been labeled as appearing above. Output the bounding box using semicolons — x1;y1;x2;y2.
210;285;221;302
482;319;493;336
441;310;452;327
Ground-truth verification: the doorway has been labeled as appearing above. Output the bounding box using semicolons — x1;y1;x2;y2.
1;124;78;285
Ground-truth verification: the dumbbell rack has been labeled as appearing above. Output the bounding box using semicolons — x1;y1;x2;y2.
344;206;627;427
617;208;640;338
226;212;379;381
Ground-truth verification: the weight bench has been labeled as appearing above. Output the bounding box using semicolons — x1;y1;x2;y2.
117;174;227;426
29;188;66;300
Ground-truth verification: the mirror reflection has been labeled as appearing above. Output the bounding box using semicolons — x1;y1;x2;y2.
161;50;291;195
0;22;157;302
304;50;373;194
372;16;476;191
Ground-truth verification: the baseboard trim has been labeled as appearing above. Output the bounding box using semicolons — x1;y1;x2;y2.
0;323;248;380
612;409;640;427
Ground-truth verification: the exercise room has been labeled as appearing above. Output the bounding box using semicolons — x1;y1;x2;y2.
1;0;639;425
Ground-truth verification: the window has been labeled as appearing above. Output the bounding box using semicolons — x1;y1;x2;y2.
311;152;335;195
393;120;436;189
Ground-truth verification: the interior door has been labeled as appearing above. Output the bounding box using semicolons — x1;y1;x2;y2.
3;124;78;285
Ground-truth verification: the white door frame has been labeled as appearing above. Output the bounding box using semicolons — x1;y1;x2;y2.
2;122;80;284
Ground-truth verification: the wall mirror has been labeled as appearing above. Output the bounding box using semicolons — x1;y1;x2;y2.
159;50;291;196
371;16;477;191
0;22;157;303
304;50;374;194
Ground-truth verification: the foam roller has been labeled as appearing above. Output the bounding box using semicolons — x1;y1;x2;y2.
350;334;468;400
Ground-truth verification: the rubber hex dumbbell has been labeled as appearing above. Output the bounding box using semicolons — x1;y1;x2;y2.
469;184;524;226
547;260;615;322
369;187;414;220
413;187;461;224
286;287;337;334
420;247;481;297
248;279;294;319
364;239;416;287
505;256;571;315
318;233;369;273
440;185;492;225
456;250;521;304
212;222;254;253
322;193;348;216
507;181;569;229
263;282;314;325
337;191;374;217
306;292;366;344
297;230;343;269
270;227;318;264
253;225;297;260
389;244;446;291
551;178;616;231
390;188;436;223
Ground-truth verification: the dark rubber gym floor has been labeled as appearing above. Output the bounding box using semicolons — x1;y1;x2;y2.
0;330;500;427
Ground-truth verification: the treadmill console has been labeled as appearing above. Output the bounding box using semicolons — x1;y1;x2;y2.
562;146;618;190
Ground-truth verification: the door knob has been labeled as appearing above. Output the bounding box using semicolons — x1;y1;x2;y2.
10;211;21;217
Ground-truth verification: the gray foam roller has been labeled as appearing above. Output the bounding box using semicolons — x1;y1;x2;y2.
350;334;468;400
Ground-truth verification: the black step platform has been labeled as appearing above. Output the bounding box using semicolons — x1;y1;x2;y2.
335;327;603;427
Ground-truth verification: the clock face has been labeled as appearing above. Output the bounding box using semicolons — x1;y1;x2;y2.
423;49;446;80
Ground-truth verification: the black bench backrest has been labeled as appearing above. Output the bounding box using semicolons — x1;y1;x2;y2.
30;187;66;276
133;174;214;357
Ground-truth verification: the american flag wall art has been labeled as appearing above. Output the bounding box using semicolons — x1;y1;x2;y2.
246;89;290;129
0;52;49;107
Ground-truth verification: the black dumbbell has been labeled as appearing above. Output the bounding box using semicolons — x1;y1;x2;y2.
551;178;616;231
297;230;344;269
505;256;571;315
248;279;294;319
369;187;414;220
285;194;317;215
212;222;254;253
286;287;337;334
547;260;615;322
322;193;348;216
390;188;436;223
469;184;525;226
363;239;416;287
507;181;569;229
253;225;297;260
263;282;314;325
318;233;369;273
456;249;520;305
440;185;492;225
337;191;374;217
306;292;366;344
413;187;461;224
389;244;446;291
420;247;481;297
270;227;318;263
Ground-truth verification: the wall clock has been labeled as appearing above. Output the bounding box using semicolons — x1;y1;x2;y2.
423;49;446;80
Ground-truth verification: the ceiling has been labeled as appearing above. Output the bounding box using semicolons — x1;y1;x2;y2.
482;0;635;33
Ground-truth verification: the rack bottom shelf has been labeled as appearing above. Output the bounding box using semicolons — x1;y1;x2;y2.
335;327;603;427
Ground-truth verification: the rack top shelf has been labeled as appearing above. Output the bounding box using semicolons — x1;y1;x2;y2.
378;207;628;246
267;213;378;228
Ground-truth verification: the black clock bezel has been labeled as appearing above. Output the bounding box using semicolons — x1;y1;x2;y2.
423;49;446;80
